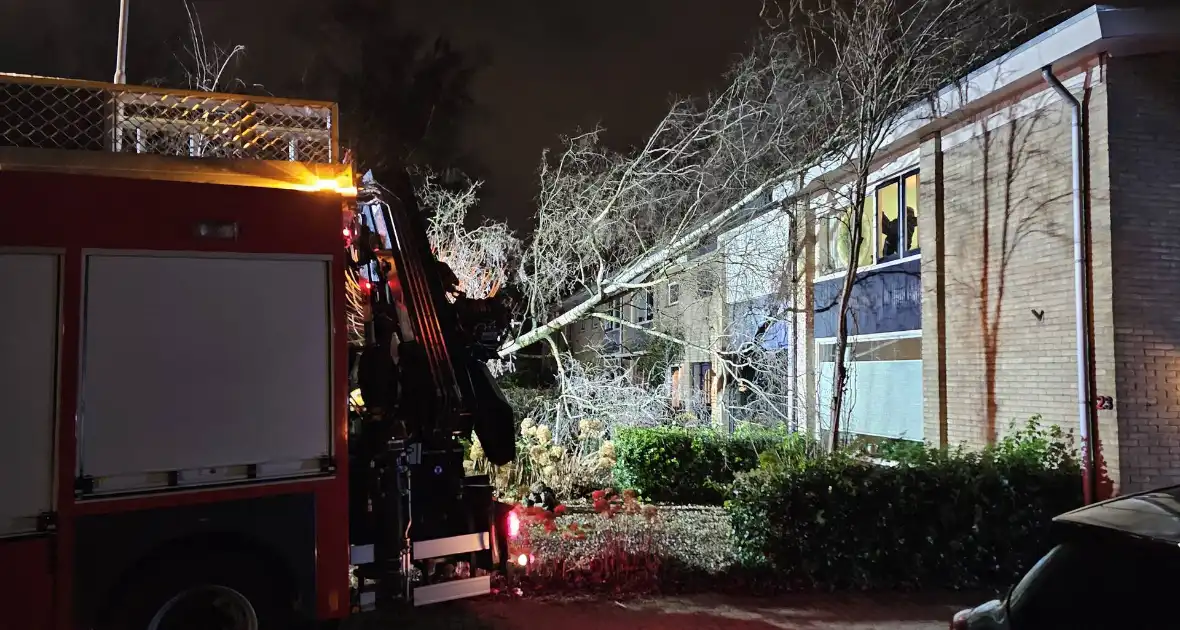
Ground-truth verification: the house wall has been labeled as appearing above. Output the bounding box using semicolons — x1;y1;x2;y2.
562;44;1180;492
1107;52;1180;493
918;57;1122;487
561;256;724;407
659;259;725;366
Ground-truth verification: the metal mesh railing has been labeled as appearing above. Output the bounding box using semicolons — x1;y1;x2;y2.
0;73;337;164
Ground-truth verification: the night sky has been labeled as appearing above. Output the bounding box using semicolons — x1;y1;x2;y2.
0;0;767;229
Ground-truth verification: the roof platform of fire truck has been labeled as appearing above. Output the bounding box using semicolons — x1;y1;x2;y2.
0;72;354;192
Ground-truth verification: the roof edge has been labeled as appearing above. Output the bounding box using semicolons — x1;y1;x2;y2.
782;4;1180;200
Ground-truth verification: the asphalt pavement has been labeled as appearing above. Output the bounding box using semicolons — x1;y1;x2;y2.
344;592;977;630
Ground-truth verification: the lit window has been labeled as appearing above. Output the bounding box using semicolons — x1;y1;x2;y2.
820;170;919;274
877;181;901;261
832;200;873;271
903;172;920;254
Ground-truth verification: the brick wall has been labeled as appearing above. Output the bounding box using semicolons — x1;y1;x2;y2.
919;60;1120;486
1107;52;1180;493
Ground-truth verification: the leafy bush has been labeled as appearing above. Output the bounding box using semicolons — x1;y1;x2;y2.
857;437;930;464
467;416;616;503
727;417;1084;591
755;431;824;474
612;427;784;504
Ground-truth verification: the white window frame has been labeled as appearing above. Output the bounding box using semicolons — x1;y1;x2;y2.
667;281;681;306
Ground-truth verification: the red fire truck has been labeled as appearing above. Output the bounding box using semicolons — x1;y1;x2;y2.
0;74;516;629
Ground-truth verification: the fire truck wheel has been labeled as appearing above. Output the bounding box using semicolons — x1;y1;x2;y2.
103;549;295;630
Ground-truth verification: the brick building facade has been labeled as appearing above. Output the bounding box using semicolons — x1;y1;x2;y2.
819;6;1180;493
561;6;1180;493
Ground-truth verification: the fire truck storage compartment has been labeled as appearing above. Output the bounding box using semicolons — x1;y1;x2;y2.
77;253;333;495
0;252;60;535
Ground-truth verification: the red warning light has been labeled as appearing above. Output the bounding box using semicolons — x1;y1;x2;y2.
343;227;351;239
359;279;371;293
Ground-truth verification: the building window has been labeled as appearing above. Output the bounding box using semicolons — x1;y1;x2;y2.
816;199;873;275
670;365;682;409
636;289;655;324
877;180;902;260
815;334;922;441
816;214;843;275
904;171;920;253
690;361;713;407
878;170;920;261
697;269;716;298
817;169;919;276
603;299;621;331
667;281;681;306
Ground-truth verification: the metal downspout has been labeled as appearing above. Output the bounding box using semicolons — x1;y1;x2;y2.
1042;65;1096;505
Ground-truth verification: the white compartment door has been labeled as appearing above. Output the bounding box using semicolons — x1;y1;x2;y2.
0;253;60;535
79;254;332;491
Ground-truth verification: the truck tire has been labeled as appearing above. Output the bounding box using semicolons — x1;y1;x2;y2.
102;549;294;630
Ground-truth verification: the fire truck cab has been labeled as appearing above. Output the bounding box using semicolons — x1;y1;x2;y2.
0;74;514;630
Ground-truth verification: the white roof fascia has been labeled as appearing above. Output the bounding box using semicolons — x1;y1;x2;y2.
797;5;1180;195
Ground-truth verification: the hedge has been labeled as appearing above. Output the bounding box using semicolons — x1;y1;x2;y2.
726;419;1084;590
612;426;786;504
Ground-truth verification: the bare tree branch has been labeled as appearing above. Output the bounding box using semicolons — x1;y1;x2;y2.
503;32;837;357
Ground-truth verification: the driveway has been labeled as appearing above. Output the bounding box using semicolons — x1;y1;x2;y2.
345;593;975;629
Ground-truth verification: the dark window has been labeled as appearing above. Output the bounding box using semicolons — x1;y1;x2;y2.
636;289;654;324
603;299;621;330
697;270;716;298
690;361;713;407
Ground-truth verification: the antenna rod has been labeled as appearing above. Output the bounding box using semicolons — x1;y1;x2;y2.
113;0;130;84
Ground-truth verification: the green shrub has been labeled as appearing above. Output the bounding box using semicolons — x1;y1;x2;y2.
756;432;824;474
726;418;1084;591
612;427;783;504
861;438;932;465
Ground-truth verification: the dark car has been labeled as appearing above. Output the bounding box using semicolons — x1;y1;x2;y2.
952;485;1180;629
